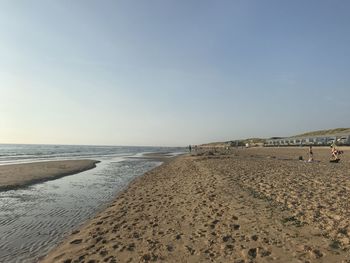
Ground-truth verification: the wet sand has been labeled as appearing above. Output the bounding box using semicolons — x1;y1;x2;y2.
0;160;99;191
41;147;350;262
128;152;179;163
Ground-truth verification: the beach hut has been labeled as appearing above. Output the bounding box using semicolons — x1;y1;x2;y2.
264;132;350;147
337;135;350;145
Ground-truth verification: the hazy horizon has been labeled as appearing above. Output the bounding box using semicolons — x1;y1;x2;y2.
2;127;349;148
1;1;350;146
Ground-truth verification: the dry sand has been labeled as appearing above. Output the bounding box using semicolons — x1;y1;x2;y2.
0;160;99;191
40;147;350;262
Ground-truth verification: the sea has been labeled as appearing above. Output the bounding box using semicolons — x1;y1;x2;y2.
0;144;184;263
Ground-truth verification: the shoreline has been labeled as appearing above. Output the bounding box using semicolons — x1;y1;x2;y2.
40;147;350;262
0;159;100;191
127;152;184;163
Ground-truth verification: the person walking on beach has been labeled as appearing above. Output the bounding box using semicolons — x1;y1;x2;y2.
308;145;313;162
188;145;192;153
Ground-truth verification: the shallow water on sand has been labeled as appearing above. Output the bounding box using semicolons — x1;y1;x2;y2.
0;156;165;263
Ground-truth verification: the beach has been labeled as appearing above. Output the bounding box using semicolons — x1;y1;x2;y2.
40;147;350;262
0;160;99;191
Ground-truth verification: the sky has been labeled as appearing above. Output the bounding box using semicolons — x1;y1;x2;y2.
1;0;350;146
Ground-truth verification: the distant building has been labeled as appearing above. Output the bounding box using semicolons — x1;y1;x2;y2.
265;134;350;146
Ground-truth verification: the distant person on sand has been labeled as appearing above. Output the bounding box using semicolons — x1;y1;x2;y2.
188;145;192;153
330;144;341;161
308;146;313;162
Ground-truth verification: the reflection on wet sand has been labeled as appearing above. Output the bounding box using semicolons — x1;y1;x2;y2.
0;157;162;263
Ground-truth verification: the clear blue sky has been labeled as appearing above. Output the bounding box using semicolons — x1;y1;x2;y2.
1;0;350;146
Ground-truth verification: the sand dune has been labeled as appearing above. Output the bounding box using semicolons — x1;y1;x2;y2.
40;147;350;262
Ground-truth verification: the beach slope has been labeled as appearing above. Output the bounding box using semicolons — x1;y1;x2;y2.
41;148;350;262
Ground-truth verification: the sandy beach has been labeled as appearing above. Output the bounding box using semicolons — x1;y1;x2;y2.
0;160;99;191
40;147;350;262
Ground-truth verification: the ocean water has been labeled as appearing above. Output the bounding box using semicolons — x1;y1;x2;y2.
0;144;181;165
0;144;184;263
